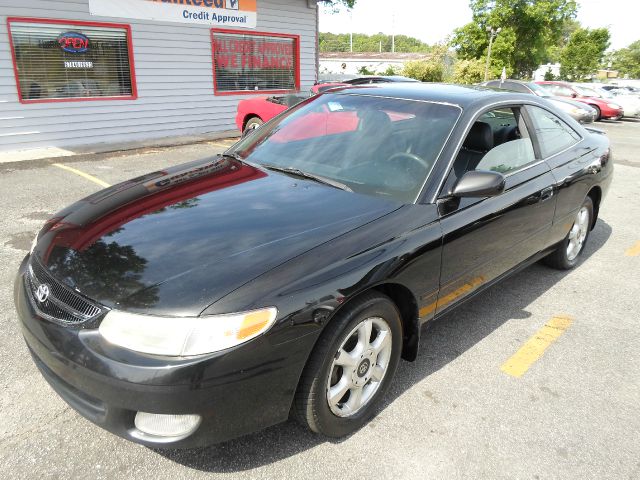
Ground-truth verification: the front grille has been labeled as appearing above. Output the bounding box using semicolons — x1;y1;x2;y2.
25;257;103;326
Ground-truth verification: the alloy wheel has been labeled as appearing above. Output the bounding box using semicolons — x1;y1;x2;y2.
326;317;393;417
566;206;590;261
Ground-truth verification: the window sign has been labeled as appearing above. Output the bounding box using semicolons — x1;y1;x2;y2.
211;30;299;94
7;18;137;103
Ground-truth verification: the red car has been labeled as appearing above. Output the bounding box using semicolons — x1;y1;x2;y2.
535;81;623;121
235;84;349;133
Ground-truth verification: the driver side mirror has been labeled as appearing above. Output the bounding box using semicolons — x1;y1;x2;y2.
571;92;578;98
452;170;506;198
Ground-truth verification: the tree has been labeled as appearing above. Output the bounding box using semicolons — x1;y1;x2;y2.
450;0;577;78
611;40;640;79
402;59;444;82
545;19;580;63
452;58;486;84
319;32;431;53
559;28;610;80
319;0;356;12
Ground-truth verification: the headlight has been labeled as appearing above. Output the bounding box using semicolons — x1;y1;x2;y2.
607;103;621;109
99;307;278;356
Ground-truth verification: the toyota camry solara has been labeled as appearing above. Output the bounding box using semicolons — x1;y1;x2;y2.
15;84;613;447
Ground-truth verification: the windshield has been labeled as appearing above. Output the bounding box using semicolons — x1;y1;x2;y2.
573;85;603;98
229;93;461;204
527;82;551;97
538;83;574;97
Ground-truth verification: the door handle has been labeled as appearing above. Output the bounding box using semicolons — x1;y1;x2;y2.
540;187;554;202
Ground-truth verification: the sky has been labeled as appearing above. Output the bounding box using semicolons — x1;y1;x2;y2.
319;0;639;50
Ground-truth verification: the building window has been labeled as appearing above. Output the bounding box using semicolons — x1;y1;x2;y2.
211;29;300;95
7;18;137;103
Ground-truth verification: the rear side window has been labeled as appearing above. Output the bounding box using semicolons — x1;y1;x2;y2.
527;106;581;158
504;82;529;93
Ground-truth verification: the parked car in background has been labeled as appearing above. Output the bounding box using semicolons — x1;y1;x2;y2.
311;82;350;94
596;84;640;98
17;83;612;448
482;79;596;123
535;81;623;121
572;84;640;119
236;84;349;133
235;93;306;132
343;75;420;85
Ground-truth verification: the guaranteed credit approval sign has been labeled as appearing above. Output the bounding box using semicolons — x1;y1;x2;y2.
89;0;257;28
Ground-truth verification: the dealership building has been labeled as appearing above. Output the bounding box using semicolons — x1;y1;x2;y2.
0;0;320;154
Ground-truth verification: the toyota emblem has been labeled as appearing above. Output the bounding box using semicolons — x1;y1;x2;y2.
35;284;50;303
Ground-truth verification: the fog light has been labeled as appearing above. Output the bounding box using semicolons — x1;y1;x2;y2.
133;412;201;441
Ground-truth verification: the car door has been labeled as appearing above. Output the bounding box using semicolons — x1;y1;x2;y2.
434;106;558;315
524;104;598;247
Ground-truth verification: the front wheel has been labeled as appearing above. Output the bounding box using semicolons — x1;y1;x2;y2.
543;196;593;270
244;116;264;132
592;105;602;121
294;293;403;437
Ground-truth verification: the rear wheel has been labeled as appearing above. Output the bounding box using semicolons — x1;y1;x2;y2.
543;196;593;270
592;105;602;121
244;116;264;132
294;293;402;437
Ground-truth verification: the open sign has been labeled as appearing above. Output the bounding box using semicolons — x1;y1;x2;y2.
58;32;89;54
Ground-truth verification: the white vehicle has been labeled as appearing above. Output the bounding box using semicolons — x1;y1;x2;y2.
574;84;640;119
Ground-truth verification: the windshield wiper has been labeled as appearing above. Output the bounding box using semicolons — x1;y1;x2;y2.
261;164;353;192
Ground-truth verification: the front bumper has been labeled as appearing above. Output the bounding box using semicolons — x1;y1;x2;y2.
577;111;596;123
15;257;318;448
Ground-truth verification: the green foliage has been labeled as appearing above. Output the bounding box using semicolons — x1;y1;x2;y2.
450;0;577;78
611;40;640;79
381;65;399;76
544;68;556;81
321;0;356;8
559;28;610;80
402;59;444;83
357;65;376;76
452;58;487;84
320;32;431;53
545;19;580;63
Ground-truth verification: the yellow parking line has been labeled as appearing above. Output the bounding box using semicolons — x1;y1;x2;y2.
625;241;640;257
500;315;574;378
53;163;111;188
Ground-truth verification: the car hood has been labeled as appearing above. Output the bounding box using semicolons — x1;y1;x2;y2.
34;157;400;316
549;96;595;112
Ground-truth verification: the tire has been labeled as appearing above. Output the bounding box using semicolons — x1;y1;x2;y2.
294;292;403;438
592;105;602;121
543;196;594;270
244;116;264;132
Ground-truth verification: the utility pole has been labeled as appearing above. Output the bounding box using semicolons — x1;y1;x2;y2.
484;26;501;81
391;12;396;53
349;11;353;53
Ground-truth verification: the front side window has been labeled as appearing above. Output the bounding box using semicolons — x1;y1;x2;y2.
230;94;461;204
527;106;581;158
211;30;299;94
7;18;136;103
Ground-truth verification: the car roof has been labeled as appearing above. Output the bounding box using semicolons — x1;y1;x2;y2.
329;82;526;108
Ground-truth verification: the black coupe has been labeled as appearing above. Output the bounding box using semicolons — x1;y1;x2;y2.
15;83;612;447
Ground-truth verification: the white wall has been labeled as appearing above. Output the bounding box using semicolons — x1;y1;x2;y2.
0;0;317;153
320;59;404;76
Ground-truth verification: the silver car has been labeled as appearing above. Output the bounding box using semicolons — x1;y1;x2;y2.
482;80;597;123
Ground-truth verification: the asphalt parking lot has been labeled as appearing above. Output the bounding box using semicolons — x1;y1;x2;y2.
1;121;639;480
